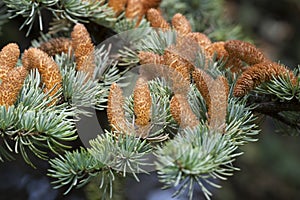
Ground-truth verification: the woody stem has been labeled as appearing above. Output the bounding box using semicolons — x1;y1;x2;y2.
249;95;300;128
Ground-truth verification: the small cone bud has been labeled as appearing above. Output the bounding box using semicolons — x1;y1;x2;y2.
39;37;72;56
71;23;95;78
224;40;266;65
0;43;20;80
0;66;28;107
133;77;152;126
25;48;62;99
170;94;199;128
146;8;170;30
107;83;129;133
108;0;127;16
172;13;192;35
208;76;229;132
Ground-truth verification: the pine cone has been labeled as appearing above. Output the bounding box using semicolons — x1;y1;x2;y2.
192;68;214;110
226;57;245;73
205;42;228;59
107;83;129;133
172;13;192;35
170;94;199;128
39;37;72;56
233;61;297;97
205;41;244;72
163;36;200;81
0;66;28;107
187;32;211;48
141;0;161;10
126;0;163;26
164;49;193;81
224;40;266;65
0;43;20;80
71;23;95;78
208;76;229;132
146;8;170;29
175;35;200;64
138;51;163;64
108;0;127;16
125;0;144;22
24;48;62;99
133;77;152;126
193;69;229;132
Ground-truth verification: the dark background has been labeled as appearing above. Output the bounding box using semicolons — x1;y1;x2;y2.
0;0;300;199
216;0;300;199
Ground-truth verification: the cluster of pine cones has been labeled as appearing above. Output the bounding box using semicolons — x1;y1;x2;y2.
134;8;297;134
0;24;94;107
0;1;297;136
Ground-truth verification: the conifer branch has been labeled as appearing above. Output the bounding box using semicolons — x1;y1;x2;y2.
248;94;300;130
49;132;153;197
155;125;241;200
1;1;299;200
252;98;300;113
0;1;9;34
3;0;116;36
48;148;107;195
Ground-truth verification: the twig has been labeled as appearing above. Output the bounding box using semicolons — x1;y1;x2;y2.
253;100;300;113
248;95;300;129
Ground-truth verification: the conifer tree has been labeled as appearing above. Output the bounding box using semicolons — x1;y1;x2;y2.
0;0;299;199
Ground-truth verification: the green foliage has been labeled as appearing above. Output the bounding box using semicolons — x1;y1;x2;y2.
56;53;105;112
188;84;207;121
0;26;128;167
49;132;152;198
47;69;259;199
0;67;78;167
117;46;139;67
114;18;149;34
48;147;103;194
54;45;128;112
112;28;177;68
3;0;115;35
160;0;247;41
155;126;240;200
254;73;299;101
0;0;9;34
17;69;59;110
0;103;77;167
226;98;259;145
137;29;177;55
4;0;58;34
248;66;300;136
89;133;152;180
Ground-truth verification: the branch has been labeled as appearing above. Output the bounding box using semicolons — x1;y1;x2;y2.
269;113;299;129
248;95;300;129
252;99;300;113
